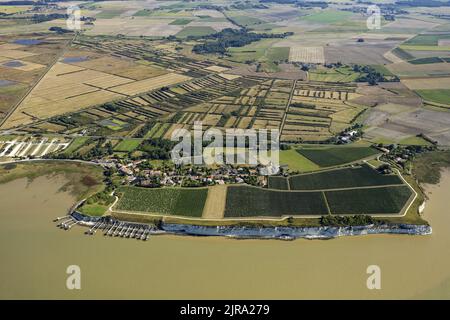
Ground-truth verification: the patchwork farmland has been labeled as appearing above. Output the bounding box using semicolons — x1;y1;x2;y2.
110;162;415;219
280;82;366;142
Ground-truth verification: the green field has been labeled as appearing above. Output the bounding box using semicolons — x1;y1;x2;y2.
409;57;445;65
63;137;89;154
296;146;380;167
133;9;152;17
265;47;290;61
224;186;328;217
309;66;361;82
96;10;123;19
279;149;321;172
287;164;403;190
302;10;353;24
369;65;395;76
392;47;414;60
151;123;170;138
398;135;432;146
78;204;108;216
169;18;192;25
416;89;450;105
113;139;142;152
404;34;450;46
144;122;161;139
0;5;31;14
227;39;283;64
400;45;450;52
230;15;266;27
175;26;216;38
115;186;208;217
102;119;127;131
325;186;412;215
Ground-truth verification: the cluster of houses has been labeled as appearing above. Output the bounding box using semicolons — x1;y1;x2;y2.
375;142;436;167
338;130;360;144
96;158;271;188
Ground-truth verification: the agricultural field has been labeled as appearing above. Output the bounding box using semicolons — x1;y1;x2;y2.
281;81;366;142
363;102;450;146
115;186;208;217
296;146;380;168
267;176;290;190
0;57;192;129
224;186;328;218
416;89;450;106
325;186;413;215
279;148;321;172
224;180;412;218
289;46;325;64
0;5;32;15
286;164;402;190
0;34;72;123
308;66;361;83
113;139;142;152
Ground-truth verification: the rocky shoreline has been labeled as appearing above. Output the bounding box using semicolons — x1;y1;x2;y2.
160;223;432;240
71;212;432;240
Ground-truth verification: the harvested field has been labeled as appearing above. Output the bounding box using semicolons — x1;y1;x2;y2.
387;61;450;78
289;46;324;64
1;59;191;129
205;65;230;73
402;77;450;90
325;40;399;65
85;18;184;37
202;184;227;219
109;73;191;96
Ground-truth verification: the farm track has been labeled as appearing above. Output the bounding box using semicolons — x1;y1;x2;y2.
279;79;297;133
0;34;77;130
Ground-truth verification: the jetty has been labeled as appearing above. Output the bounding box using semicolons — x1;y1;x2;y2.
54;210;153;241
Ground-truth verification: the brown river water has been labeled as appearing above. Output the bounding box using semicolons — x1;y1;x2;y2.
0;172;449;299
